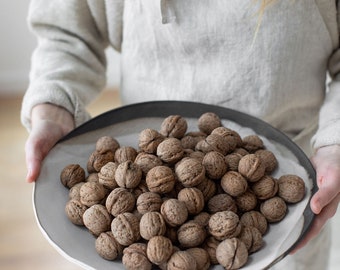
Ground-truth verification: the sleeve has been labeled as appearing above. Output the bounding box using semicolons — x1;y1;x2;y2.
310;1;340;151
21;0;110;131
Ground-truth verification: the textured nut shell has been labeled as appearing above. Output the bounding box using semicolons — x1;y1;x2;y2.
195;178;217;203
95;231;123;260
235;190;258;212
114;146;137;164
195;134;230;155
111;212;141;246
80;182;107;207
138;128;164;154
238;226;263;253
122;243;152;270
86;173;99;183
255;149;278;173
160;115;188;139
181;131;206;150
95;136;120;154
65;199;87;225
134;152;163;175
177;187;205;215
167;250;197;270
68;182;84;201
146;236;173;265
221;171;248;197
202;236;220;265
98;161;118;189
157;138;184;164
278;174;306;203
208;211;241;240
216;238;248;270
160;199;188;227
198;112;222;134
207;194;237;214
260;196;287;222
175;157;205;187
242;135;264;152
211;127;243;150
140;212;166;240
252;175;278;200
193;212;211;227
240;211;268;235
60;164;85;189
202;151;228;180
225;153;243;171
115;160;142;189
146;165;176;194
186;248;211;270
105;187;135;217
238;154;266;182
87;151;115;173
177;221;207;248
83;204;112;236
136;192;162;214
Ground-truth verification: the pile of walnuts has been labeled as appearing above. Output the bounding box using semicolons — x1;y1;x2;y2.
61;112;306;270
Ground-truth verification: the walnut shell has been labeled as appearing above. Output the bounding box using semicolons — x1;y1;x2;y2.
208;211;242;241
221;171;248;197
111;212;141;246
83;204;112;236
177;187;205;215
95;136;120;154
255;149;278;174
140;211;167;240
87;150;115;173
235;190;258;212
260;196;287;223
122;243;152;270
177;221;207;248
65;199;87;225
216;238;248;270
146;165;176;194
202;151;228;180
202;236;220;265
240;211;268;235
224;153;243;171
195;134;230;155
95;231;123;261
167;250;197;270
238;154;266;182
79;182;107;207
160;115;188;139
60;164;85;189
186;248;211;270
114;146;138;164
242;135;264;152
134;152;163;175
68;182;84;201
207;194;237;214
157;138;184;164
278;174;305;203
175;157;205;187
138;128;164;154
160;199;188;227
193;212;211;227
195;178;217;203
198;112;222;134
146;236;173;265
181;131;207;150
252;175;278;200
211;127;243;151
98;161;118;189
136;192;163;214
115;160;142;189
105;187;135;217
238;226;263;253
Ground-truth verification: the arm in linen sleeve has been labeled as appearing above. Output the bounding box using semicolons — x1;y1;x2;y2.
21;0;110;130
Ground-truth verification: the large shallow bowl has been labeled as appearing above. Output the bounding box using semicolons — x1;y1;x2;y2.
33;101;316;270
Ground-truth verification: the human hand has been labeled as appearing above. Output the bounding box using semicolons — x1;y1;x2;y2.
25;104;75;183
291;144;340;253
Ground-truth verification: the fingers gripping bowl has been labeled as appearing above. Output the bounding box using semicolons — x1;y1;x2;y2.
33;101;316;270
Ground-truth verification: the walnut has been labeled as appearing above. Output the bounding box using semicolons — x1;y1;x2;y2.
221;171;248;197
207;194;237;214
233;148;249;156
175;157;206;187
208;211;242;241
79;182;107;207
255;149;278;173
195;134;230;155
87;150;115;173
216;238;248;270
198;112;222;134
114;146;138;164
177;187;205;215
238;154;266;182
160;199;188;227
105;187;135;217
65;199;87;225
136;192;163;214
260;196;287;223
146;236;173;265
86;173;99;183
252;175;278;200
140;211;167;240
83;204;112;236
111;212;141;246
134;152;163;175
186;248;211;270
193;212;211;227
211;126;243;151
122;243;152;270
224;153;243;171
95;231;123;261
240;211;268;235
181;131;206;150
95;136;120;154
98;161;118;190
160;115;188;139
238;226;263;253
167;250;197;270
202;236;220;265
177;221;207;248
195;178;217;203
68;182;84;201
235;190;258;212
138;128;164;154
202;151;228;180
157;138;184;164
60;164;85;189
242;134;264;153
115;160;142;189
278;174;305;203
146;165;176;194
